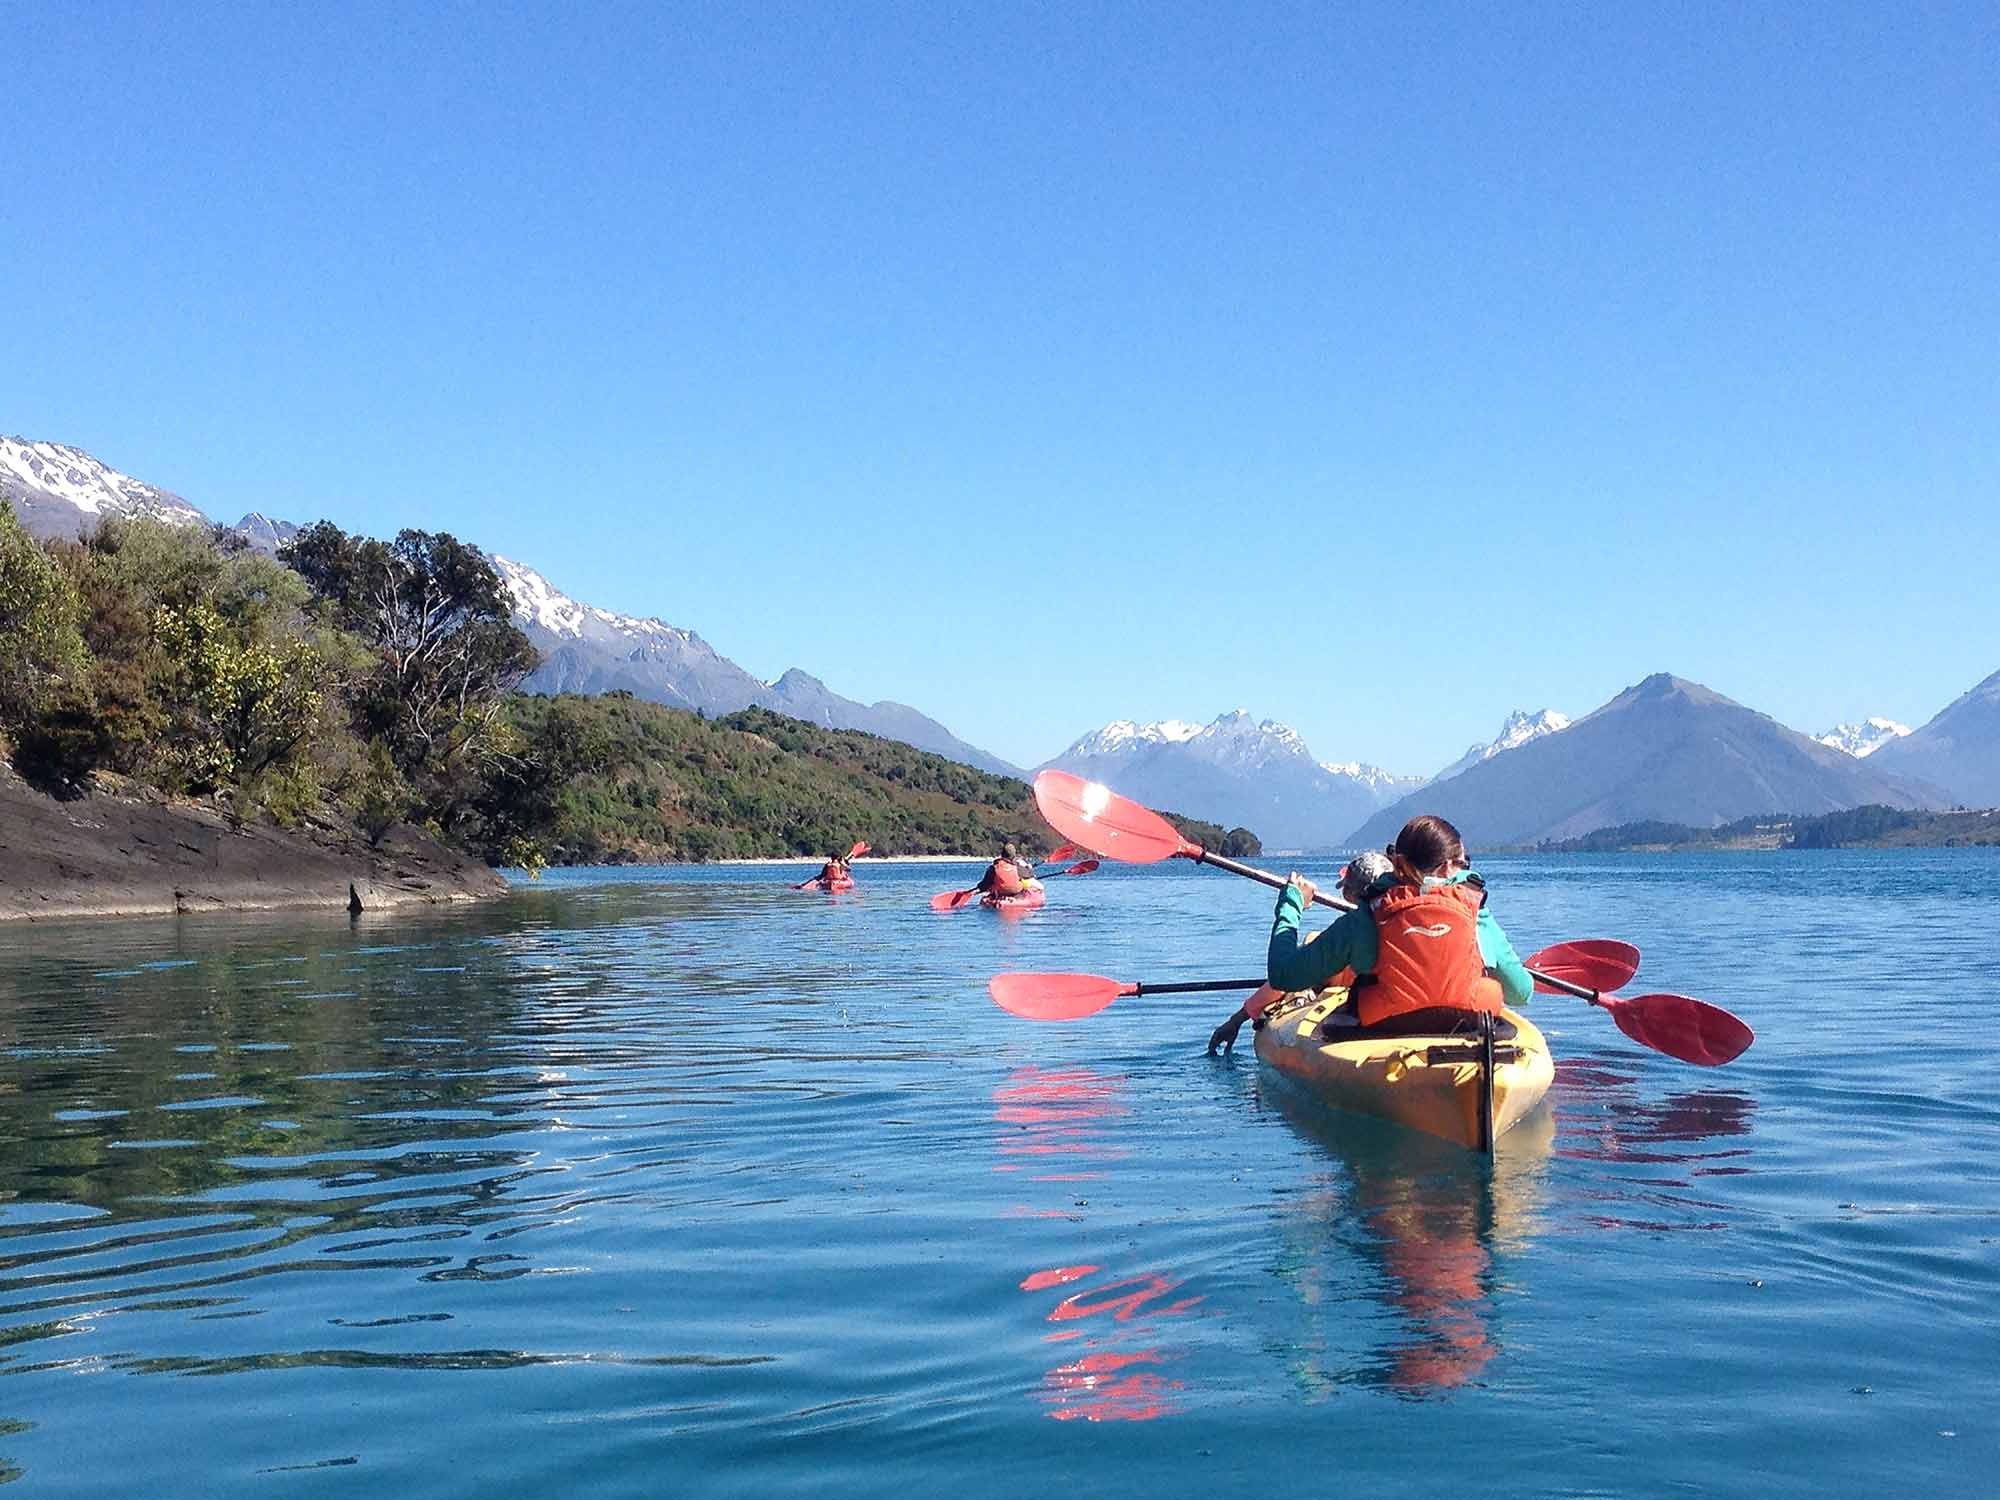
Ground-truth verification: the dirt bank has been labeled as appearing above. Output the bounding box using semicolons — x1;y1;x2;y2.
0;768;506;922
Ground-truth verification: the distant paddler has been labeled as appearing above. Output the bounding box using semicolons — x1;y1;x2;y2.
975;842;1037;900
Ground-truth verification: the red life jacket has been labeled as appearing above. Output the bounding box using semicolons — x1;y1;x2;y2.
987;859;1025;896
1355;879;1503;1026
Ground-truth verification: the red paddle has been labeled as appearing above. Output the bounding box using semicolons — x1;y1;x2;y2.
989;942;1624;1023
1522;941;1750;1066
990;972;1266;1021
1525;940;1641;995
1031;771;1754;1066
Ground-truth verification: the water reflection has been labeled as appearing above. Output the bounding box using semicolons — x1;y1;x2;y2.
1552;1056;1757;1231
1257;1082;1553;1396
994;1066;1201;1421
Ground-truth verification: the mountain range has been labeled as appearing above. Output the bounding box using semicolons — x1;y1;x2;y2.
1349;673;1945;849
495;556;1021;776
9;436;1998;840
1041;711;1424;851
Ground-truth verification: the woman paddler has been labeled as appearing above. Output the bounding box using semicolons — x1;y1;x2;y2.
1259;815;1532;1039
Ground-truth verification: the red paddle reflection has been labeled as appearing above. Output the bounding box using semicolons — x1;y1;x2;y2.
997;1066;1200;1421
1552;1056;1757;1231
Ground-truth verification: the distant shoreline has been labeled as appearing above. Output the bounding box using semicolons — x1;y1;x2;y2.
716;855;989;866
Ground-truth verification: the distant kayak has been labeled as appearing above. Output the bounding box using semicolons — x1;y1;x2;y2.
1254;990;1552;1151
802;873;855;892
981;881;1045;912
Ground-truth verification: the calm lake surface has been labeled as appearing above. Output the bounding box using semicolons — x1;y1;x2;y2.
0;851;1995;1496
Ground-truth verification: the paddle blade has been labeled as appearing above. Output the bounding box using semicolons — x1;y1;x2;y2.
1064;859;1100;876
930;888;980;912
989;972;1134;1020
1032;771;1190;864
847;841;871;859
1526;939;1641;996
1608;993;1755;1067
1046;843;1078;863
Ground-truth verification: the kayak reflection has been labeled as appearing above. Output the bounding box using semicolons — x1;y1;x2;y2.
1256;1078;1554;1396
994;1065;1201;1421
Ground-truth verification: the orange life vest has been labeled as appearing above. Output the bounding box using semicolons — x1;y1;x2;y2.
1355;879;1503;1026
988;859;1025;896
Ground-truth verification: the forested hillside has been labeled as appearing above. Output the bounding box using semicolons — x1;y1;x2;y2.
0;502;1258;867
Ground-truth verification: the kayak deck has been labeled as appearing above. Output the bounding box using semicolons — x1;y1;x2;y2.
1253;989;1553;1151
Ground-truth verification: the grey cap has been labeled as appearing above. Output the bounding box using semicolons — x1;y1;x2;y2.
1002;842;1018;859
1339;850;1394;899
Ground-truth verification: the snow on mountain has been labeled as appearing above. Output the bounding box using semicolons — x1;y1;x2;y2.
1814;717;1912;758
1323;760;1428;799
1869;668;2000;807
1;437;210;539
493;555;701;651
1064;719;1204;757
496;556;1022;777
1045;711;1418;850
1431;709;1572;784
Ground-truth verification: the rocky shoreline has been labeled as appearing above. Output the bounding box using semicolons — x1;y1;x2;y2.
0;768;506;922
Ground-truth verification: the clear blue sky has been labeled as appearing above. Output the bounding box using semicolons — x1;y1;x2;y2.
5;2;1994;773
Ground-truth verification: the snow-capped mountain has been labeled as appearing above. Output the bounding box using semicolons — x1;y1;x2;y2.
1869;668;2000;807
1431;709;1572;784
1814;717;1912;758
1;437;210;539
497;556;1023;777
1043;711;1417;851
1323;760;1428;799
1063;719;1203;757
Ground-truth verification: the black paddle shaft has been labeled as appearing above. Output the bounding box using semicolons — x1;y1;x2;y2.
1185;847;1602;1003
1133;978;1268;996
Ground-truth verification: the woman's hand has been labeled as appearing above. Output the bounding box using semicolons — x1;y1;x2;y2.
1208;1007;1250;1056
1287;873;1317;910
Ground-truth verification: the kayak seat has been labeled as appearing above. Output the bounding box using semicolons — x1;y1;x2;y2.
1314;1004;1518;1044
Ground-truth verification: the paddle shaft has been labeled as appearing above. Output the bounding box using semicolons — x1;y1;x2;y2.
1134;977;1268;996
1184;847;1608;1004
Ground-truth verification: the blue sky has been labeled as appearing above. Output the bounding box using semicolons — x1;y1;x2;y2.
5;2;1995;773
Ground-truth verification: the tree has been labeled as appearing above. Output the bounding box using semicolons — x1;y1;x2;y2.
281;522;538;815
0;500;93;784
151;599;326;792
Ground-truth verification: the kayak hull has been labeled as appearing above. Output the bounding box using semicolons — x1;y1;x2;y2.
1253;991;1553;1151
803;875;854;892
981;882;1045;912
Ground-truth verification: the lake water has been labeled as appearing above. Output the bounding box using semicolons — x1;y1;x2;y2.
0;850;1995;1496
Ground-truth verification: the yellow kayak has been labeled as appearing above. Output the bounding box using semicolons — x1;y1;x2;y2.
1253;989;1554;1151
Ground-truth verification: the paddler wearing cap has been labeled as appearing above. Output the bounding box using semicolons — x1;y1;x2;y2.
1208;851;1394;1054
975;842;1037;899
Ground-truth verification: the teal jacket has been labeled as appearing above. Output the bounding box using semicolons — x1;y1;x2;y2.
1267;871;1534;1008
